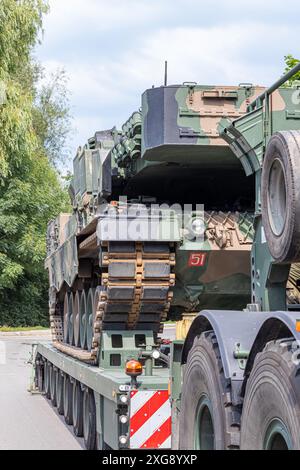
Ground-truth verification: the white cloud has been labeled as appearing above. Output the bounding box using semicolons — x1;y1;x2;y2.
43;22;293;110
127;24;288;85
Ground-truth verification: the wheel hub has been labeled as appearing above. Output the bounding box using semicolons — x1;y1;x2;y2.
194;396;215;450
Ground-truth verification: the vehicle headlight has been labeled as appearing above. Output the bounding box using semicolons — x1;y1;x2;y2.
119;415;129;424
119;394;128;404
119;435;128;445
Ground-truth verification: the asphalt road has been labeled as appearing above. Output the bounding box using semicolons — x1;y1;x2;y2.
0;333;83;450
0;326;175;450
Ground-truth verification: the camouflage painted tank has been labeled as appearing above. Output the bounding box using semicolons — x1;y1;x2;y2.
45;82;266;361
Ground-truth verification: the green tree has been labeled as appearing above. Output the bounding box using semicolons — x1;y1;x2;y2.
0;0;48;178
33;67;72;167
0;0;71;327
284;54;300;86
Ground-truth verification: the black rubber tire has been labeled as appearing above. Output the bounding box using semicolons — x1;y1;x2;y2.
262;131;300;263
45;362;51;400
63;374;73;425
56;370;64;415
73;381;84;437
83;388;97;450
50;366;57;407
97;437;109;450
179;331;241;450
240;339;300;450
96;433;105;451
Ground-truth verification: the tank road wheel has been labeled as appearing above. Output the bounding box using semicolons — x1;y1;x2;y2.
68;293;74;346
86;288;95;352
56;370;64;415
63;292;70;344
50;366;57;407
73;291;81;347
80;291;87;350
63;374;73;425
241;339;300;450
262;130;300;263
45;361;51;400
72;381;84;437
179;332;240;450
83;388;97;450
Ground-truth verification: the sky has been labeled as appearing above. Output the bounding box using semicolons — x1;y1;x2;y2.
36;0;300;167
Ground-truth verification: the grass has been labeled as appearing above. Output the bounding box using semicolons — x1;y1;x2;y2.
0;326;49;332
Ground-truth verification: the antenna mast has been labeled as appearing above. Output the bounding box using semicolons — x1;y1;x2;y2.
164;61;168;86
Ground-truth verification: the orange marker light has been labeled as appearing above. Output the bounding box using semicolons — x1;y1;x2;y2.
125;359;143;377
296;320;300;333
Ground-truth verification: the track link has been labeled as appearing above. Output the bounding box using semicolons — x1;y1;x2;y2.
50;240;175;363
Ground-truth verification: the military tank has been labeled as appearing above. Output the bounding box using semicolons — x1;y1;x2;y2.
45;82;268;362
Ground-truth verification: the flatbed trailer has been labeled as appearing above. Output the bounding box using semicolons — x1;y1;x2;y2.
35;331;173;450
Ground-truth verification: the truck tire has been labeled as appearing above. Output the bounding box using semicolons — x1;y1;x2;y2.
179;331;241;450
83;388;97;450
261;131;300;263
63;374;73;425
240;339;300;450
73;381;84;437
50;366;57;407
56;370;64;415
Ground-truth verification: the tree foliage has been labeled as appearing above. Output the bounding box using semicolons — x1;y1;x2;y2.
33;67;72;166
0;0;71;326
284;54;300;86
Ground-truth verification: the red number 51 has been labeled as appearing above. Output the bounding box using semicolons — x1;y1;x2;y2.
188;253;207;267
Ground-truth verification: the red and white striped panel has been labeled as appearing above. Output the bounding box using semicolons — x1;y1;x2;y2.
129;390;171;449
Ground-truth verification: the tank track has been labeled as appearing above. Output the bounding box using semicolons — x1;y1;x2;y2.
50;241;175;363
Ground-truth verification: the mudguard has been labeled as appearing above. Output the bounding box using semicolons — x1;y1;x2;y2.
182;310;300;383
